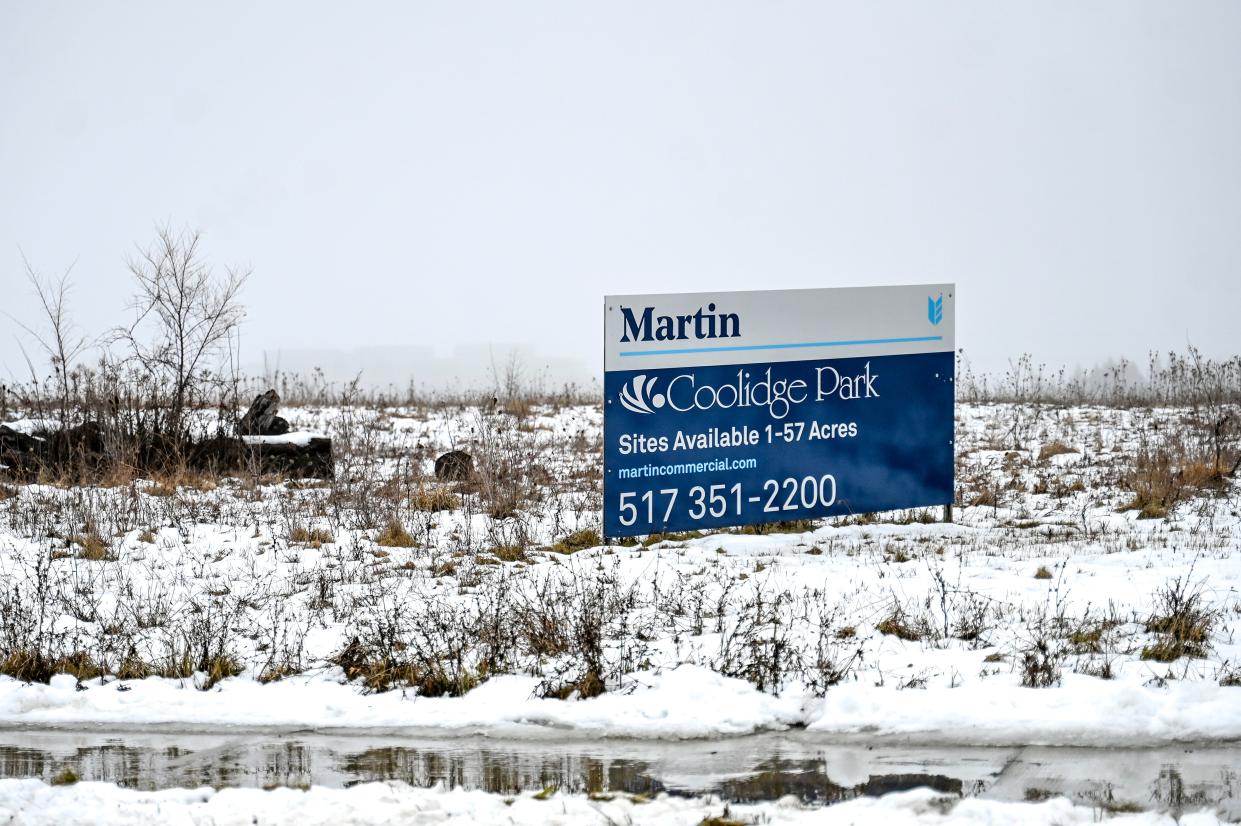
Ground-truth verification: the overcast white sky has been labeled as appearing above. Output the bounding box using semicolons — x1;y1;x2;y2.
2;1;1238;390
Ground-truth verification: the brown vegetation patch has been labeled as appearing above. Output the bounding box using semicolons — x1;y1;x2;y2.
71;533;110;561
543;670;606;700
375;519;416;548
876;610;923;642
410;484;459;513
492;545;526;562
0;649;103;683
289;526;335;546
1038;440;1079;461
548;529;601;555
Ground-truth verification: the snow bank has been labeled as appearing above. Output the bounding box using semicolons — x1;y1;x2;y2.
808;675;1241;746
0;666;804;739
0;780;1224;826
3;666;1239;745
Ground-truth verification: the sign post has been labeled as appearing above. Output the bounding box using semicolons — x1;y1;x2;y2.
603;285;955;538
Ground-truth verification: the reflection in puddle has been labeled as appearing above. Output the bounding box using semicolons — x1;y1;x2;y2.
0;731;1236;818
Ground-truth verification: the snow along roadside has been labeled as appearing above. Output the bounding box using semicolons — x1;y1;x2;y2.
0;780;1226;826
3;665;1241;746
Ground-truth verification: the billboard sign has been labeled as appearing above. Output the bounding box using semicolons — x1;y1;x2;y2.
603;285;955;537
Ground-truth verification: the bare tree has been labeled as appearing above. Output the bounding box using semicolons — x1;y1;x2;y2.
115;226;249;438
12;254;89;426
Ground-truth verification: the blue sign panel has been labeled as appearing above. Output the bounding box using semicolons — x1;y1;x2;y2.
603;286;955;538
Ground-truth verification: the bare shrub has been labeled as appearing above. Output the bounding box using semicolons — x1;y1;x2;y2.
1019;632;1065;688
14;258;90;429
334;589;481;695
114;226;248;443
1017;569;1069;688
1141;574;1216;662
715;583;799;694
0;554;67;683
806;619;864;695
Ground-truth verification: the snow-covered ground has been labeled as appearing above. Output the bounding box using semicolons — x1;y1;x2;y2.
1;402;1239;752
0;780;1229;826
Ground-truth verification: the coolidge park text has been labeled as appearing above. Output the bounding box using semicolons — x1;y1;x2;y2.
603;284;957;537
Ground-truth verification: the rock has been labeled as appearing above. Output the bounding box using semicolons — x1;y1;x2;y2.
0;424;44;472
193;434;334;479
265;416;290;436
0;406;333;481
250;435;334;478
238;390;281;436
50;421;106;459
434;450;474;482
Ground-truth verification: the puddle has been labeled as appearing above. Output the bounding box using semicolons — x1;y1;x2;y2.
0;730;1237;817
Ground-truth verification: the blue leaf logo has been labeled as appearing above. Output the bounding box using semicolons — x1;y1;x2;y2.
928;294;943;326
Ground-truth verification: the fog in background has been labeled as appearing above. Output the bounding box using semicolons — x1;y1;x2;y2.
2;2;1239;393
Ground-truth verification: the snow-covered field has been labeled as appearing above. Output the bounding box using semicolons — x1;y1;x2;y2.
2;402;1238;740
1;399;1239;817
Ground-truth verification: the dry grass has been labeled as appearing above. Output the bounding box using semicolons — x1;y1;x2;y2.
289;526;335;546
731;519;818;535
543;670;606;700
1065;619;1117;655
0;649;103;683
257;663;303;684
115;656;154;681
548;529;601;555
375;518;416;548
1140;576;1215;662
1118;443;1233;520
410;484;459;513
1038;440;1079;461
968;488;997;508
485;495;520;520
503;397;534;419
876;609;923;642
330;638;479;695
71;533;110;561
147;472;218;497
199;654;243;690
492;545;526;562
640;530;703;546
